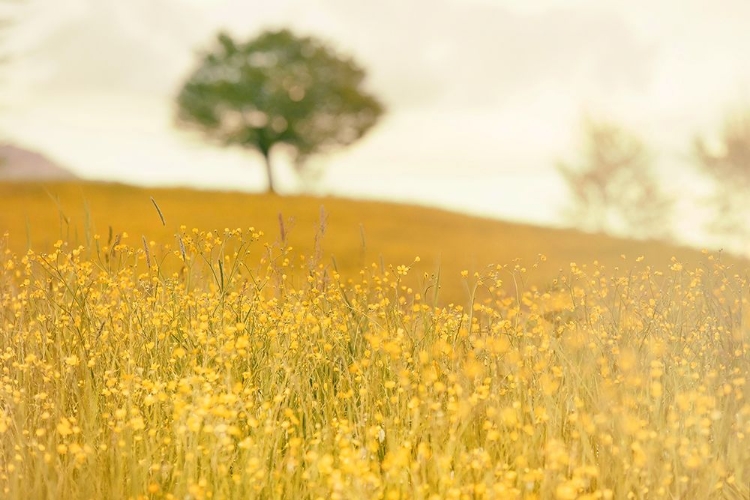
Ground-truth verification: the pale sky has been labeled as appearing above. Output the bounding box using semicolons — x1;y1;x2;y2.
3;0;750;248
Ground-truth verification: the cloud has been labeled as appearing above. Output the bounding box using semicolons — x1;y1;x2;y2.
304;0;656;110
18;0;655;112
19;0;205;96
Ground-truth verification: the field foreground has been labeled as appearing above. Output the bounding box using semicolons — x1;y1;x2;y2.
1;226;749;499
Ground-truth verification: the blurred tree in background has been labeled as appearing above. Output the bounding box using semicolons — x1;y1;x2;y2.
694;109;750;250
0;0;23;67
176;29;384;194
0;0;24;150
0;1;15;63
558;118;673;240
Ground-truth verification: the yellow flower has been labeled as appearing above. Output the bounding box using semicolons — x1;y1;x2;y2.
57;418;73;437
555;482;578;500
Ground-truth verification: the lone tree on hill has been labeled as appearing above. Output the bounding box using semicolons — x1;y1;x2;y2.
694;109;750;249
558;118;673;240
176;29;384;194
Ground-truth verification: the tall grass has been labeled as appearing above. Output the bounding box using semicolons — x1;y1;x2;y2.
0;226;748;499
1;181;731;306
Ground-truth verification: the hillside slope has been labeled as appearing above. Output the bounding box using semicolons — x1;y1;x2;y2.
0;145;78;181
0;181;737;304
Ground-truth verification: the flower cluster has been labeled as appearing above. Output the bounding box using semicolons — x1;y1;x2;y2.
0;230;748;499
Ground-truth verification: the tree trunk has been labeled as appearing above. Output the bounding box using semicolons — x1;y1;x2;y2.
262;151;276;194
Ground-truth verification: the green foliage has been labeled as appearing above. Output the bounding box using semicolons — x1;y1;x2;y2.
176;29;384;193
558;118;673;240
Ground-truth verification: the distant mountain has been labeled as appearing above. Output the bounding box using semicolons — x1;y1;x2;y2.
0;144;78;181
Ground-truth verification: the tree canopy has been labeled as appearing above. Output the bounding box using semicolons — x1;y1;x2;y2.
176;29;384;194
694;109;750;247
558;118;673;240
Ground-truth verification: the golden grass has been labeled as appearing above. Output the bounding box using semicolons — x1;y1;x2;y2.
1;220;748;499
0;181;737;305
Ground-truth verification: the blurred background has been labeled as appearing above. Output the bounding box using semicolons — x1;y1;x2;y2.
2;0;750;253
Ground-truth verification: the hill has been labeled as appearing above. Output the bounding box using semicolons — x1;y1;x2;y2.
0;181;738;304
0;144;78;181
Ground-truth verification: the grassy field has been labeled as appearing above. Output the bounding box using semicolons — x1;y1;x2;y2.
1;181;749;498
0;181;736;305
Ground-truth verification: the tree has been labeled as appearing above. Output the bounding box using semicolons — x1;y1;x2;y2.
0;0;23;66
558;118;673;239
694;109;750;250
0;0;24;83
176;29;384;194
0;0;25;147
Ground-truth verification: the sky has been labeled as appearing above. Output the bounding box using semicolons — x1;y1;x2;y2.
3;0;750;249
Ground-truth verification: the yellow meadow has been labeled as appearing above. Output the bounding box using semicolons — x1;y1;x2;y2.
0;227;748;499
